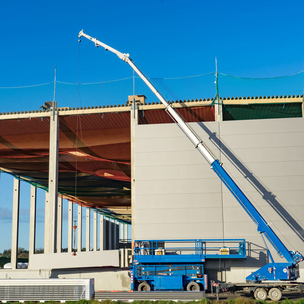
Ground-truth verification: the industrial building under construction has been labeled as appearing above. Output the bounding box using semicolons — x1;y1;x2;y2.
0;93;303;293
0;31;303;302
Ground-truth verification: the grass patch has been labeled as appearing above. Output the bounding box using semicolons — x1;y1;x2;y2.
2;297;304;304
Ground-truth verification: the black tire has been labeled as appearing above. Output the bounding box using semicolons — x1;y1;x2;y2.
138;281;151;291
254;288;267;301
186;281;200;291
268;287;282;301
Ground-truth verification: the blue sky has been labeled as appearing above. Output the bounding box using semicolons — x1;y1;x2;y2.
0;0;303;252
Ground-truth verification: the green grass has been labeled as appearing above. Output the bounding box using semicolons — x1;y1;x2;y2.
2;298;304;304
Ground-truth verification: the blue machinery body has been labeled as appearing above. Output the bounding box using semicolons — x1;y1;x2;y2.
131;239;246;291
211;159;303;282
79;31;303;287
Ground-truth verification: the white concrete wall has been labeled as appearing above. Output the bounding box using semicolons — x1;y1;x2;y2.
51;268;130;291
29;250;119;270
134;117;304;283
0;269;130;291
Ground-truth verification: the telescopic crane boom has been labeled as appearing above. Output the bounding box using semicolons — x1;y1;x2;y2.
79;30;303;282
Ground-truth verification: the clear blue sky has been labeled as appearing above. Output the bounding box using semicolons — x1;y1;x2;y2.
0;0;303;252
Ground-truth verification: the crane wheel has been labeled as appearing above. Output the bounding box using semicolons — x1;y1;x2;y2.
268;287;282;301
186;282;200;291
138;281;151;291
254;288;267;301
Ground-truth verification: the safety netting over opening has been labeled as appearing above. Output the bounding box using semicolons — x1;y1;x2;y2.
0;111;132;222
223;103;302;121
0;68;303;222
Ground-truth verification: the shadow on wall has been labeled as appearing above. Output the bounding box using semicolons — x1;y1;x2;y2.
198;122;304;243
205;242;269;284
246;242;269;266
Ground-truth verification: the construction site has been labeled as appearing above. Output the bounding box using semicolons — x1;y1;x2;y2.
0;32;303;302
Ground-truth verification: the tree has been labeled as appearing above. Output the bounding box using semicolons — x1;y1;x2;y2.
0;248;30;258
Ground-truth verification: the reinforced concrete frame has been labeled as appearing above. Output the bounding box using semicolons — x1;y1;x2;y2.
7;101;130;271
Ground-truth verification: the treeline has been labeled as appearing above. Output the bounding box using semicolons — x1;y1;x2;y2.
0;248;32;259
0;256;29;268
0;248;43;268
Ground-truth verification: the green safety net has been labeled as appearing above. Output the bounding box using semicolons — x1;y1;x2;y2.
223;103;302;121
1;68;303;224
1;70;303;113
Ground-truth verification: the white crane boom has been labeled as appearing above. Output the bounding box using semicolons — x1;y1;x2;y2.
78;30;216;165
78;30;304;282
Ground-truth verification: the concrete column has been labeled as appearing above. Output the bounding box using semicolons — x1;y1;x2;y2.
214;96;223;121
77;205;82;252
120;223;124;244
108;219;112;250
104;218;109;250
44;192;49;252
124;223;128;241
86;208;90;251
45;102;59;254
119;223;129;268
29;185;37;255
119;223;124;267
99;215;104;251
124;224;129;267
68;201;73;252
113;220;118;249
57;195;62;253
11;178;20;270
93;211;97;251
128;95;144;242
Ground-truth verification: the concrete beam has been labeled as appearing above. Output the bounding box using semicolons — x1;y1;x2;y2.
0;96;302;121
29;250;120;270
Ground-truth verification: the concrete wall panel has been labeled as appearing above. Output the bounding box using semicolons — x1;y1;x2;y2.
136;193;223;209
134;117;304;282
136;179;221;195
135;207;222;224
135;222;225;240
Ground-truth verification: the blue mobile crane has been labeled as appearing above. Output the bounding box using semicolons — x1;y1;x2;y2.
79;30;304;300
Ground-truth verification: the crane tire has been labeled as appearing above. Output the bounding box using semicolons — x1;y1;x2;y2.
254;288;267;301
268;287;282;301
138;281;151;291
186;281;200;291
